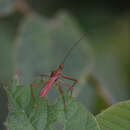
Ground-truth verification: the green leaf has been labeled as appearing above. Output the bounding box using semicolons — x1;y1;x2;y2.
0;13;22;82
6;79;100;130
96;100;130;130
6;79;48;130
55;93;100;130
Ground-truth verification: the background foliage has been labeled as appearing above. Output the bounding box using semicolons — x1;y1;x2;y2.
0;0;129;130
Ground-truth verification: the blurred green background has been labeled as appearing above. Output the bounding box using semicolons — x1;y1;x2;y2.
0;0;129;130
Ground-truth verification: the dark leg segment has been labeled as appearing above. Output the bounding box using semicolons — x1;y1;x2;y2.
61;74;78;96
56;82;67;112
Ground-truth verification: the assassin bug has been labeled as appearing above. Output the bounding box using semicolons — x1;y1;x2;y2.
30;33;86;111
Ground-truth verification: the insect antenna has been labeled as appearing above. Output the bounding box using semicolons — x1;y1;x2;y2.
61;32;87;65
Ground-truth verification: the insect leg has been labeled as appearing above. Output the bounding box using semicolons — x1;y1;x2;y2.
59;79;73;89
30;74;49;106
56;82;67;112
61;74;78;96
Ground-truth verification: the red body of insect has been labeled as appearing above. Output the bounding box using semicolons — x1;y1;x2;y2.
39;64;63;97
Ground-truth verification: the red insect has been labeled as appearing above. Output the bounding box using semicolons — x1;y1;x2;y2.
30;33;86;110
